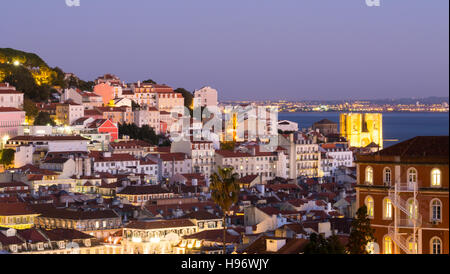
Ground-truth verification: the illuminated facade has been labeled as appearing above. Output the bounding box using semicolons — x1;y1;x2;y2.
340;113;383;149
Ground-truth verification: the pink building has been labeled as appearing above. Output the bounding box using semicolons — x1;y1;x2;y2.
0;107;26;148
93;83;122;105
0;83;24;109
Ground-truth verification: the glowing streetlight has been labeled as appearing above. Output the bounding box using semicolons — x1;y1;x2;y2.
13;60;20;66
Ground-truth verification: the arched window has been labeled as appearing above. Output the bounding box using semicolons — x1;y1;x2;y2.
383;167;391;186
365;166;374;185
407;237;417;254
407;198;419;221
365;196;374;218
431;237;442;254
431;168;441;187
383;235;393;254
430;199;442;222
383;197;392;220
407;168;417;185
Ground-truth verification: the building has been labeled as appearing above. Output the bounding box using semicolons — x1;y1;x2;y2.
5;135;89;153
0;83;24;109
0;107;25;148
278;120;299;133
95;106;134;125
122;219;197;254
171;139;215;178
355;136;448;254
117;185;174;206
93;82;123;105
55;101;85;126
193;86;218;108
313;119;338;136
340;113;383;149
0;203;39;229
33;206;122;240
133;107;160;133
0;227;103;254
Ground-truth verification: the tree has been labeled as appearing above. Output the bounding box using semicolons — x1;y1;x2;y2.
142;78;156;84
304;233;346;254
174;88;193;110
220;141;236;151
209;167;240;254
23;98;39;122
347;205;376;254
34;111;55;126
0;149;15;169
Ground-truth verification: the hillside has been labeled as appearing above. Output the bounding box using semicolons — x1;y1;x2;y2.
0;48;92;101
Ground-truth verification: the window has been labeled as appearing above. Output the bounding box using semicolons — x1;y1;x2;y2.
430;199;442;222
407;198;419;220
365;166;373;185
431;237;442;254
365;196;374;218
383;198;392;220
383;168;391;186
431;168;441;187
383;236;393;254
407;237;417;253
407;168;417;185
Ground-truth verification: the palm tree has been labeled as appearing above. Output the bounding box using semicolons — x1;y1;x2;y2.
209;166;240;254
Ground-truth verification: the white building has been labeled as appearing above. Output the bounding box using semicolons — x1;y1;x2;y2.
193;86;218;108
170;139;215;178
5;135;89;153
133;107;160;133
277;120;298;132
0;83;24;109
319;143;353;175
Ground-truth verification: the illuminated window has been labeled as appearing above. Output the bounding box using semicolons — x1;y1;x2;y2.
383;197;392;220
431;237;442;254
365;196;374;218
407;237;417;253
365;166;374;185
383;236;393;254
383;167;391;186
430;199;442;222
407;198;419;220
431;169;441;187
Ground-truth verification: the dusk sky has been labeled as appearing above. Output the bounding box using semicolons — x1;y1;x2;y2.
1;0;448;101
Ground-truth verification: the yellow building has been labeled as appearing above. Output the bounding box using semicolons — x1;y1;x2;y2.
340;113;383;149
0;203;40;229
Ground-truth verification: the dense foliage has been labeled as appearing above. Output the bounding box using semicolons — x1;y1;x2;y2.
34;112;56;126
304;233;346;254
346;205;376;254
118;123;170;146
0;149;15;169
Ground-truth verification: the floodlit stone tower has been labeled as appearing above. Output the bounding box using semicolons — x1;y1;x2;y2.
340;113;383;149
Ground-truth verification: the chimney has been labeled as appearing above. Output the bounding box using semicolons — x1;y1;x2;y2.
266;238;286;252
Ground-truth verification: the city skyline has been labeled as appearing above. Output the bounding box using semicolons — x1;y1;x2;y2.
1;0;448;101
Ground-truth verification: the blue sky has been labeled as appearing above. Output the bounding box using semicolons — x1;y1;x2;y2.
0;0;448;100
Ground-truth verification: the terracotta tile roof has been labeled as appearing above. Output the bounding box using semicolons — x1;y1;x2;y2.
181;210;221;220
33;207;119;220
183;229;241;244
0;203;37;216
0;107;23;112
118;185;170;195
8;135;89;142
370;136;449;158
125;219;196;230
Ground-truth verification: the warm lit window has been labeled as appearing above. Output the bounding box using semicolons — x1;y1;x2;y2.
431;168;441;187
383;198;392;220
365;196;374;218
365;166;373;185
407;237;417;254
407;198;419;221
431;237;442;254
430;199;442;222
383;167;391;186
383;236;393;254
